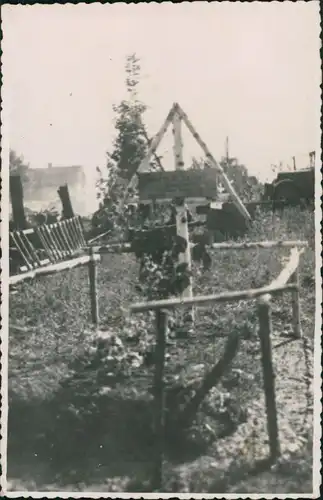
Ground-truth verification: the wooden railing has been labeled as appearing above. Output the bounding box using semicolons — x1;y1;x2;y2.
128;242;307;490
9;216;89;285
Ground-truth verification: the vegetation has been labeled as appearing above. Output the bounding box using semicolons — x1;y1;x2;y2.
8;206;315;493
94;53;162;240
6;54;316;495
9;149;30;179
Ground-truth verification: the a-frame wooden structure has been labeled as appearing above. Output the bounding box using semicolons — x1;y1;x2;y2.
123;102;251;222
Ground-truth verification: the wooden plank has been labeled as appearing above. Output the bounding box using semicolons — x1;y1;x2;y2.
10;231;34;270
9;254;101;285
59;220;74;255
257;296;280;460
22;228;35;235
44;224;64;260
151;310;167;491
88;230;112;244
36;226;56;263
76;216;87;247
260;247;304;303
139;197;215;205
90;242;132;254
67;218;81;250
210;240;308;250
56;222;73;255
71;218;82;250
19;230;42;267
130;283;296;313
50;223;69;257
138;170;218;201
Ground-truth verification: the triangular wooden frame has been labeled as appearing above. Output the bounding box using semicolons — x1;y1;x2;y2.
124;102;251;221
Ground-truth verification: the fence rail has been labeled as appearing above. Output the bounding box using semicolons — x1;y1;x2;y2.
10;216;86;277
129;243;305;490
9;254;101;286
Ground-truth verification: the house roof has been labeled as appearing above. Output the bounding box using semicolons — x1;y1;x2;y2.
23;165;85;192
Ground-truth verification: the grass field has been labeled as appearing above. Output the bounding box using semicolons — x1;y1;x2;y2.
7;207;316;493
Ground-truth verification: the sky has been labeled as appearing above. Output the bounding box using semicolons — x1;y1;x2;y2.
2;2;321;201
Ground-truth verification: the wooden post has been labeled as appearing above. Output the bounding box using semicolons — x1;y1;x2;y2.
88;246;99;326
173;111;184;170
58;184;75;219
173;110;194;333
10;175;28;229
290;268;302;338
175;199;194;334
257;296;280;460
152;309;167;492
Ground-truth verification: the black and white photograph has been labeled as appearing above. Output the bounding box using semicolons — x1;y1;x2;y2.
1;2;321;497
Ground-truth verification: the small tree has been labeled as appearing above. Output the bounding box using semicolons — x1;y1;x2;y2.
9;149;29;180
95;54;161;236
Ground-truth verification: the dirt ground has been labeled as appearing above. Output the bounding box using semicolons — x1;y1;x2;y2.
6;208;317;494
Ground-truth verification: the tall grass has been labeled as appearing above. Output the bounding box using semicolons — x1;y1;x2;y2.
7;207;315;493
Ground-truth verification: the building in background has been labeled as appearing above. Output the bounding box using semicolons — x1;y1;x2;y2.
21;164;97;216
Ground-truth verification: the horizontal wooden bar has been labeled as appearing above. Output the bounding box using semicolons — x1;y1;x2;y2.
39;258;51;266
9;254;101;286
139;197;216;204
130;283;297;313
88;230;112;244
88;242;132;254
22;227;34;235
210;240;308;250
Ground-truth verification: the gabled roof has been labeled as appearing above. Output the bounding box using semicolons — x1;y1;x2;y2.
24;165;85;191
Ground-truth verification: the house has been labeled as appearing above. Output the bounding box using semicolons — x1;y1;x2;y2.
21;164;96;216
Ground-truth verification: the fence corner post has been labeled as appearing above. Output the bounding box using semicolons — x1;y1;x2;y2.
152;309;167;492
257;295;280;461
88;246;99;326
290;269;302;338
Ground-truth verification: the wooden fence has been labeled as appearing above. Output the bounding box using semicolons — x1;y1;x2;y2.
9;215;88;285
127;242;306;491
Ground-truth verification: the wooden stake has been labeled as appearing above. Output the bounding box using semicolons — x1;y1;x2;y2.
57;184;75;219
152;310;167;492
88;246;99;326
257;296;280;460
175;200;194;332
290;268;302;338
10;174;28;229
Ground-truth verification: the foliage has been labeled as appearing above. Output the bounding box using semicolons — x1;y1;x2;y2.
8;202;315;491
9;149;30;180
218;156;263;201
94;54;162;238
190;155;263;201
